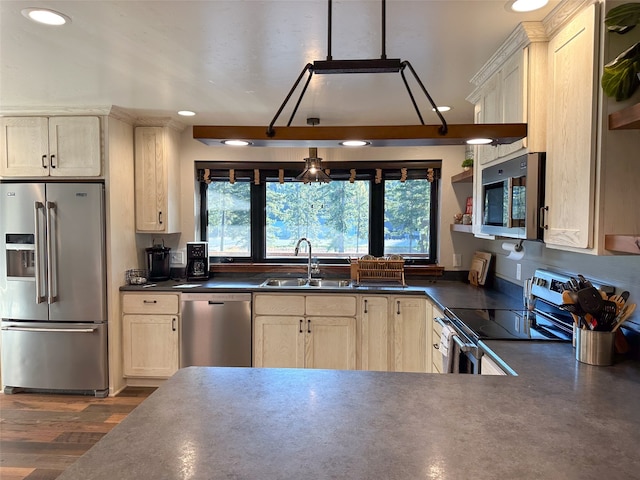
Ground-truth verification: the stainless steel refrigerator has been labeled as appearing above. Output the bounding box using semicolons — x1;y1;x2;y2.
0;182;108;397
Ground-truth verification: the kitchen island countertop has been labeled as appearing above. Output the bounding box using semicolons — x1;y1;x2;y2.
58;345;640;480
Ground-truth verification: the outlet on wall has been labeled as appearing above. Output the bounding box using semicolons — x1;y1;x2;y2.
516;263;522;281
170;251;184;265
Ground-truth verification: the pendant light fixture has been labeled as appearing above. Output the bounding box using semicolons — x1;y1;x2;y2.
194;0;527;148
296;148;331;183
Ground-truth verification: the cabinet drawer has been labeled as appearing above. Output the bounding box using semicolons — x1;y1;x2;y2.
122;293;179;314
254;294;305;315
306;295;357;316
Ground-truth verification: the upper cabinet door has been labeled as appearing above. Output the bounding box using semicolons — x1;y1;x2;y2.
48;116;101;177
0;117;49;177
0;116;101;178
135;127;165;232
134;126;181;233
544;4;598;249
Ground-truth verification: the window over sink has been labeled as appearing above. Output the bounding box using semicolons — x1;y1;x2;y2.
197;161;440;264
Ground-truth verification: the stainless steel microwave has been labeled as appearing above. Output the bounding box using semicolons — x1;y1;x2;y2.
480;153;545;240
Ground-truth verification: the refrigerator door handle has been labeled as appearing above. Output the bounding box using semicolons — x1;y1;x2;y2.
34;201;46;304
1;326;99;333
46;201;58;304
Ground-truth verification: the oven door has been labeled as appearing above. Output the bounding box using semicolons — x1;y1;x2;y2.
434;317;481;374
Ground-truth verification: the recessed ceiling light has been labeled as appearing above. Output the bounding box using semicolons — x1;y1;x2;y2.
432;106;451;112
222;140;252;146
340;140;370;147
506;0;549;13
466;138;493;145
178;110;196;117
22;8;70;25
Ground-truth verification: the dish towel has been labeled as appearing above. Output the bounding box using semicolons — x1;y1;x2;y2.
439;325;460;374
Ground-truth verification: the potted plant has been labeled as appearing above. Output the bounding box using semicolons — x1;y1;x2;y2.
601;3;640;101
461;158;474;171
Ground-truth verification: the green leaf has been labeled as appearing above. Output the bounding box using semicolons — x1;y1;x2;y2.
605;3;640;34
602;43;640;101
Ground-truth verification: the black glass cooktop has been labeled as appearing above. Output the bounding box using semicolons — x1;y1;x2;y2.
445;308;572;342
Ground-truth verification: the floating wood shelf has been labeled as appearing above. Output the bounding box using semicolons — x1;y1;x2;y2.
450;224;473;233
609;102;640;130
605;235;640;254
451;169;473;183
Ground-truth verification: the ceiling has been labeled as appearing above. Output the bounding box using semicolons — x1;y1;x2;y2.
0;1;559;128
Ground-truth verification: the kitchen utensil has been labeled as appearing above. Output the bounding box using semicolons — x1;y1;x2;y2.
578;274;593;289
612;303;637;332
609;295;626;315
609;291;629;314
576;287;604;316
614;329;629;354
597;300;618;330
561;290;583;326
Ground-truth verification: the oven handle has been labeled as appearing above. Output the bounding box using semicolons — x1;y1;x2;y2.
435;317;475;353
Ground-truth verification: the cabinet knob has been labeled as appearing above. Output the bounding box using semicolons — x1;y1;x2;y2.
397;300;401;315
364;299;368;314
433;343;439;349
299;319;303;333
172;317;177;331
158;211;163;225
143;300;157;304
50;154;56;168
307;318;311;333
42;155;48;168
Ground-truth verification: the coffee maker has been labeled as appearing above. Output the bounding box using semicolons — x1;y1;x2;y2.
146;241;171;281
186;242;209;282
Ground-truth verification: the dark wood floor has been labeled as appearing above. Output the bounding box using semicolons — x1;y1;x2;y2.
0;387;155;480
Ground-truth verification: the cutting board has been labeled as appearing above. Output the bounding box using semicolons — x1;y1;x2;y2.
468;251;492;286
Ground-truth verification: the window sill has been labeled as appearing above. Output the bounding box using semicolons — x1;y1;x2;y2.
210;263;444;277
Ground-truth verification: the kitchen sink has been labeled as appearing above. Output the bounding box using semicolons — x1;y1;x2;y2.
259;278;352;288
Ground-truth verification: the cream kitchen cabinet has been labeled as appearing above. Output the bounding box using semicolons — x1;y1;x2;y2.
359;296;391;371
0;116;101;177
134;126;181;233
253;294;357;370
392;296;430;373
543;3;640;253
467;22;548;167
121;293;180;378
543;4;598;249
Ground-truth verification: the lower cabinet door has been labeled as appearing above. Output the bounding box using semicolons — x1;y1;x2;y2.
305;316;356;370
123;314;179;377
393;297;429;373
254;316;305;368
361;296;391;371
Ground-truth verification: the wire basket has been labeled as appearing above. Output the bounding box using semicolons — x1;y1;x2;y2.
126;269;149;285
356;257;405;285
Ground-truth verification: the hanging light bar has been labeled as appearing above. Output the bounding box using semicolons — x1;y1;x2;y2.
194;0;528;148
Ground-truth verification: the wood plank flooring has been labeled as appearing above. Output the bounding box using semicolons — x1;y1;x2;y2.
0;387;155;480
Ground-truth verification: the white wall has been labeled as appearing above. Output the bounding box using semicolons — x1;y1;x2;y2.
173;127;480;270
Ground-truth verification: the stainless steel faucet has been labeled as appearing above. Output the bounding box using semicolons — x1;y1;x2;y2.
294;237;313;283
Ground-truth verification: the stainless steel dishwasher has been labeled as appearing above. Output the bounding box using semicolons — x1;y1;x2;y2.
180;293;252;367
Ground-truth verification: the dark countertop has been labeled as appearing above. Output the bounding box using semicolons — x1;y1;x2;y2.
61;278;640;479
119;276;521;307
58;358;640;480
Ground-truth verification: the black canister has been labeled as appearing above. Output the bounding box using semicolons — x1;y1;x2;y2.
146;242;171;281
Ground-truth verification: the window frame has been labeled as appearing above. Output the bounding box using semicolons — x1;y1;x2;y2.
197;161;440;265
